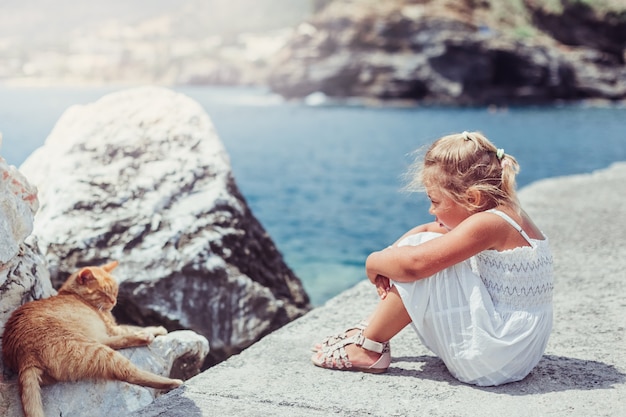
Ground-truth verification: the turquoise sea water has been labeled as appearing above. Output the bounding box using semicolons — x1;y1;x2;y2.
1;86;625;305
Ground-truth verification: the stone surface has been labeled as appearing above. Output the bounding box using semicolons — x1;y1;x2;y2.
0;154;53;380
0;155;38;263
269;0;626;105
19;86;312;366
1;330;209;417
0;240;54;338
529;0;626;58
131;163;626;417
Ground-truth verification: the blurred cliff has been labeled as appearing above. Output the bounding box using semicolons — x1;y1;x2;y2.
1;0;625;105
270;0;626;105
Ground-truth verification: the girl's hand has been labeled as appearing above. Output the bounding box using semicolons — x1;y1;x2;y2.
374;275;391;300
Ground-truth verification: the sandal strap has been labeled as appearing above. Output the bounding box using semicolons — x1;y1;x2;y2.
318;321;367;350
333;329;387;354
354;332;386;354
323;343;351;369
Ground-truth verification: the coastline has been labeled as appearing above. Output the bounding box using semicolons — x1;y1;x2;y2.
130;162;626;416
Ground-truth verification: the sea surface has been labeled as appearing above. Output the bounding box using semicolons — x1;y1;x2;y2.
1;85;625;305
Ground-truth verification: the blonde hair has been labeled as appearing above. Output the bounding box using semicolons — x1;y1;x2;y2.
405;131;520;212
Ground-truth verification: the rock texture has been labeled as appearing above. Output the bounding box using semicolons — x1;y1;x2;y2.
269;0;626;105
19;86;312;366
1;331;209;417
0;152;54;376
0;239;53;325
0;147;39;263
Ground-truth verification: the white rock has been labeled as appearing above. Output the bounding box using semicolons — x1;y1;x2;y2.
20;86;311;365
0;157;38;263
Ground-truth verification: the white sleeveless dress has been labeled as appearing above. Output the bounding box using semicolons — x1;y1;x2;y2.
392;209;554;386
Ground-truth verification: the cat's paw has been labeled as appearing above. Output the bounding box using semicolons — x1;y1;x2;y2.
143;326;168;337
151;326;168;336
134;331;156;344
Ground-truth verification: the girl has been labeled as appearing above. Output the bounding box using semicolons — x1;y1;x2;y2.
311;131;553;386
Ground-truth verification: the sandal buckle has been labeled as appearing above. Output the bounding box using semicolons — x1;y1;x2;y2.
354;330;385;354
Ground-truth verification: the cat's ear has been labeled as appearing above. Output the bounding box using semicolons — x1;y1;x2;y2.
102;260;119;272
78;268;95;285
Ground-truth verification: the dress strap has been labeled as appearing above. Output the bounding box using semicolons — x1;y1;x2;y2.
486;209;534;246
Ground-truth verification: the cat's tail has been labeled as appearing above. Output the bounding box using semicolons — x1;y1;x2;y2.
18;366;45;417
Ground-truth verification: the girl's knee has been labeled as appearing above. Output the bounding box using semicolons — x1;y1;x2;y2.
397;231;443;247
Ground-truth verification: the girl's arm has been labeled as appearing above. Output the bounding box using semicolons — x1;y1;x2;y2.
367;212;503;283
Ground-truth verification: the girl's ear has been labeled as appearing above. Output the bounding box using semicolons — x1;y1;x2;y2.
466;189;482;208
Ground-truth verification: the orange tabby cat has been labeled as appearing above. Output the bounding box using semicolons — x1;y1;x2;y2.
2;260;183;417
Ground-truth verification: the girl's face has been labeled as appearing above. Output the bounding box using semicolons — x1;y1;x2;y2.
426;186;472;231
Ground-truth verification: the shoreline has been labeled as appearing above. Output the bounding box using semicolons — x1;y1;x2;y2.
1;82;625;110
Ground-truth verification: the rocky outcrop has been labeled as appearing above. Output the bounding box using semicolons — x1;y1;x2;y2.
268;0;626;105
0;145;209;416
0;142;39;263
0;150;53;344
19;86;312;366
527;0;626;61
0;144;54;383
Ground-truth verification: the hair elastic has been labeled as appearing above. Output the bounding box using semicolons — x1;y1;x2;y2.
462;131;472;141
496;148;505;160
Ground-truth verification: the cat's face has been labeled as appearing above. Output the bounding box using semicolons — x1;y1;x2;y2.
61;261;120;311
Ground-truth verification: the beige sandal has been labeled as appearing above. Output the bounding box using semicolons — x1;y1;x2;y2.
311;329;391;374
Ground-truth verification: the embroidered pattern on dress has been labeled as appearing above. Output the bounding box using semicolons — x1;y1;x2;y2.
482;280;553;303
477;254;553;273
475;244;553;309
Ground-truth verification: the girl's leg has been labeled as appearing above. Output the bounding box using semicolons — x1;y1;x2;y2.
342;285;411;365
363;285;412;341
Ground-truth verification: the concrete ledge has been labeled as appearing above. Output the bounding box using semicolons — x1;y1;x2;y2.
132;163;626;417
